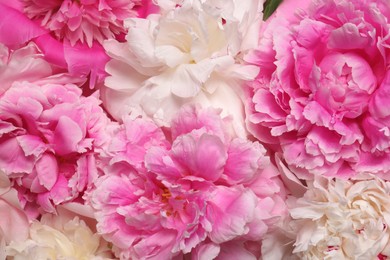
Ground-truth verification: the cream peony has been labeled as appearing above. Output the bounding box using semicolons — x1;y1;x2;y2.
281;176;390;259
6;214;113;260
102;0;262;137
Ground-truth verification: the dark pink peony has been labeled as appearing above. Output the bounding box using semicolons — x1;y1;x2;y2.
22;0;143;47
247;0;390;179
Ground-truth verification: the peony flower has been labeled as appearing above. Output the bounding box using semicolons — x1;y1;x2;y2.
6;212;113;259
267;175;390;259
22;0;143;47
0;0;156;88
0;81;115;218
91;104;287;259
102;0;262;137
247;0;390;179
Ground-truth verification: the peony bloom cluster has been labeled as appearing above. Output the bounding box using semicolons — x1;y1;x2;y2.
247;0;390;179
102;0;263;137
264;175;390;259
0;81;113;218
3;0;390;258
91;105;287;259
6;213;113;259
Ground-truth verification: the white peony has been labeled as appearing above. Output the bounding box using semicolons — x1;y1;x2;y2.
102;0;263;137
284;175;390;260
6;214;113;260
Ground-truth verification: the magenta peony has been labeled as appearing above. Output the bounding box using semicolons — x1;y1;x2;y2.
22;0;142;47
247;0;390;179
91;105;287;259
0;82;114;218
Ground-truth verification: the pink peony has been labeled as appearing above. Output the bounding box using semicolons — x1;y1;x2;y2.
22;0;143;47
0;0;157;88
91;105;287;259
0;82;114;218
247;0;390;179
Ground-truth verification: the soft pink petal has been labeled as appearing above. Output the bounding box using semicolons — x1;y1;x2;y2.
53;116;84;155
207;186;257;243
0;196;29;243
35;153;58;190
0;137;35;174
172;134;227;182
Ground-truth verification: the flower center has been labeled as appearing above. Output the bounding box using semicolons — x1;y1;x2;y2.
161;187;172;203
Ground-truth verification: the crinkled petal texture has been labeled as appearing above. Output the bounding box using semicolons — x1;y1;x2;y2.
22;0;144;47
0;81;115;218
91;104;287;259
102;0;263;137
247;0;390;179
6;213;113;259
269;175;390;259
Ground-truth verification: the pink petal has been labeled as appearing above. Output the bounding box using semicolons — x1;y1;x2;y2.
35;153;58;190
49;174;70;205
0;137;35;174
53;116;83;155
64;41;110;87
0;3;46;48
207;186;257;243
33;34;67;68
224;139;264;184
192;242;221;260
16;135;47;157
172;134;227;182
0;197;29;243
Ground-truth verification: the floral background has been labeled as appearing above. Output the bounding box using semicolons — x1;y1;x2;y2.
1;0;390;259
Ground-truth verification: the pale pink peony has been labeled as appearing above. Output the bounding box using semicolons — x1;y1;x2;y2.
22;0;143;47
91;105;287;259
247;0;390;179
0;171;30;260
102;0;263;137
0;82;115;218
